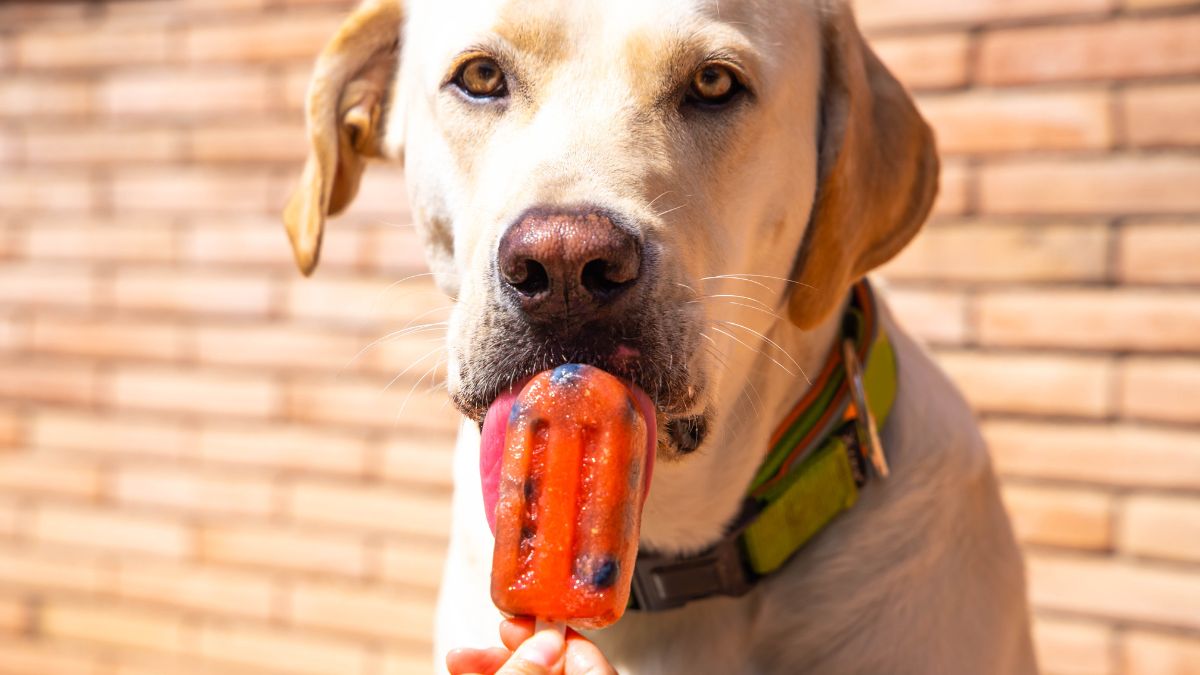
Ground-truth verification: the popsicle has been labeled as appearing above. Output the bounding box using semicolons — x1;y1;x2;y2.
489;364;651;629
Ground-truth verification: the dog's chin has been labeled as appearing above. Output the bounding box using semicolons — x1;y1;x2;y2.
449;338;708;457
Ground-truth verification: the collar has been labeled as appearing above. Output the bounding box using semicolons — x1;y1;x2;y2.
629;279;898;612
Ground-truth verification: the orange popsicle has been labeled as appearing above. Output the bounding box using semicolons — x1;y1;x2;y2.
490;364;650;629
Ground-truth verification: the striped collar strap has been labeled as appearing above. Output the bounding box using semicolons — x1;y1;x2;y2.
629;280;898;611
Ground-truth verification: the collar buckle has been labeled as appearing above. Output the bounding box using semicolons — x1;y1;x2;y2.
630;532;756;611
842;337;889;479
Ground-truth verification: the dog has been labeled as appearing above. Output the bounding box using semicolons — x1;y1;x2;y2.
282;0;1038;672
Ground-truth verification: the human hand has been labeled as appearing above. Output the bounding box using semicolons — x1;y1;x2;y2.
446;618;617;675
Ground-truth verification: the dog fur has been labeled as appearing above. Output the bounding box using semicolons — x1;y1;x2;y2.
283;0;1038;672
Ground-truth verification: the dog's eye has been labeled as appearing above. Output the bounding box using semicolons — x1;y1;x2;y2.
688;64;741;106
455;57;507;98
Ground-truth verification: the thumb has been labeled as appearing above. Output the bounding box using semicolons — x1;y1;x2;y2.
496;628;565;675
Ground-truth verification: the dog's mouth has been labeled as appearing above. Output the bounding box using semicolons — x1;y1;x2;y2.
477;369;659;534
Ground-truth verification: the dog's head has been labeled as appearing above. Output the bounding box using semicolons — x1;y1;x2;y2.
284;0;937;458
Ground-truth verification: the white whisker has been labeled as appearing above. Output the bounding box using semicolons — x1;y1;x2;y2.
710;325;796;378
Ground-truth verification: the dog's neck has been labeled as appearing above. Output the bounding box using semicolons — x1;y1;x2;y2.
639;293;851;554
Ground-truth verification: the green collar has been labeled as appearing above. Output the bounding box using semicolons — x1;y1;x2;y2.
630;280;898;611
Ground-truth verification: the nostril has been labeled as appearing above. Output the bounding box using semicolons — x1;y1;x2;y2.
581;259;632;300
511;259;550;297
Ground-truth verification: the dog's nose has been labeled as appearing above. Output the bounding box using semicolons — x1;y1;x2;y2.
498;209;641;320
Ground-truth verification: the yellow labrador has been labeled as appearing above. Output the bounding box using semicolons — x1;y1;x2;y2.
283;0;1038;672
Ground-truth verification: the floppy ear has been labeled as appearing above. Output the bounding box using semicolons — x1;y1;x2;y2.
787;3;939;328
283;0;402;275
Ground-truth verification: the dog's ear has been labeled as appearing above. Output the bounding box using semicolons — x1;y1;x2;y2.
787;3;939;328
283;0;402;275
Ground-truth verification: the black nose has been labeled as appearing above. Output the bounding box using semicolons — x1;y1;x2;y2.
497;208;642;321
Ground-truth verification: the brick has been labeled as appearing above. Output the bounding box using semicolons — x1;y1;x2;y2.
195;324;362;371
17;20;171;69
979;16;1200;85
872;34;970;91
0;452;101;498
117;561;274;619
885;221;1108;283
106;0;271;16
199;524;365;576
985;421;1200;489
287;378;459;432
856;0;1113;29
0;596;29;634
1121;495;1200;564
33;505;191;558
1126;83;1200;148
0;360;97;406
380;540;448;592
286;277;451;327
978;289;1200;352
190;123;308;164
110;366;280;419
102;71;270;117
932;159;969;216
111;269;273;317
23;126;180;164
1120;357;1200;423
981;156;1200;215
0;640;104;675
0;131;19;165
379;431;457;489
198;424;368;476
1122;631;1200;675
1028;554;1200;631
880;287;968;345
0;171;95;213
0;407;20;448
0;264;94;308
380;651;437;675
363;224;429;276
31;315;185;361
936;350;1111;417
282;65;312;112
181;214;364;269
42;602;186;654
289;581;436;643
0;545;108;594
195;623;368;675
113;169;272;213
1002;484;1112;551
920;89;1112;154
114;466;275;517
0;312;17;354
0;78;92;118
31;410;190;459
358;332;450;377
331;165;412;220
1120;220;1200;284
185;15;337;63
23;217;176;263
288;480;451;539
1032;617;1113;675
0;3;91;24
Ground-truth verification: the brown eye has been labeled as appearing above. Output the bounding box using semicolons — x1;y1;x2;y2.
688;64;740;105
456;57;507;98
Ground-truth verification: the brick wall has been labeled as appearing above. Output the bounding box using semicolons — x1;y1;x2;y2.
0;1;1197;673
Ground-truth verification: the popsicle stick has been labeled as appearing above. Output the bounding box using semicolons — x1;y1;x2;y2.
535;618;567;638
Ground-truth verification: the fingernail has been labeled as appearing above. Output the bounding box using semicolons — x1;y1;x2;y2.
515;628;564;668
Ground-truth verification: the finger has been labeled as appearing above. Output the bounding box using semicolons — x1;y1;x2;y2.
446;647;512;675
495;627;565;675
564;631;618;675
500;617;536;651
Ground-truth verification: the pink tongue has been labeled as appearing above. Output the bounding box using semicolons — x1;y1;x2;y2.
479;374;658;535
